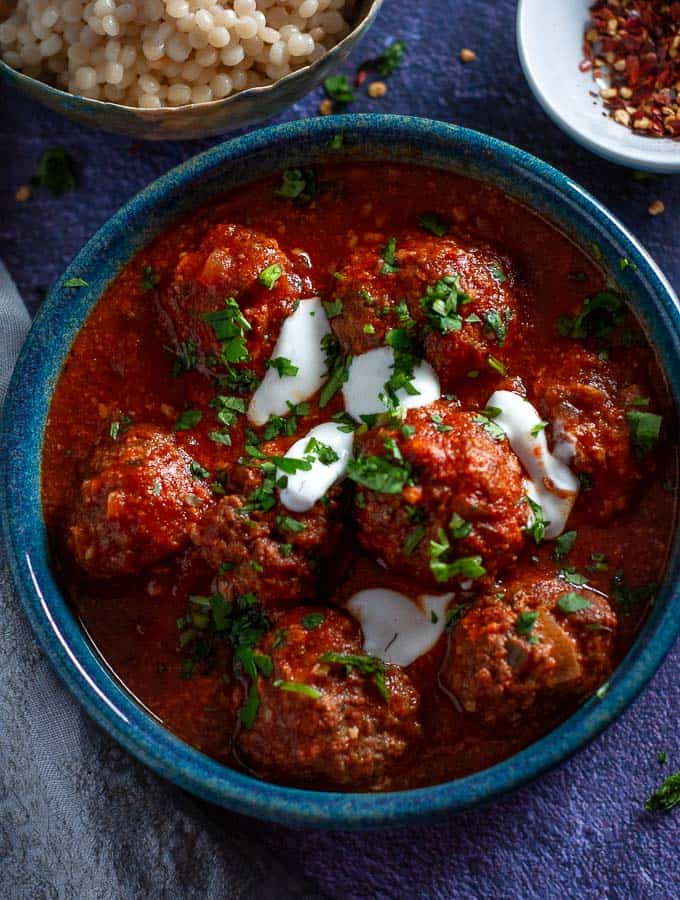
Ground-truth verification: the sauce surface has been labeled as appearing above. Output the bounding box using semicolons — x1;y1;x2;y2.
42;163;677;791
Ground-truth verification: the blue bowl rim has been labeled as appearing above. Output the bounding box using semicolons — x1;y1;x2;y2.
2;114;679;829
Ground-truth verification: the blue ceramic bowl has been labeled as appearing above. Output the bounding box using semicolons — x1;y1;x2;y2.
0;0;381;141
2;115;679;829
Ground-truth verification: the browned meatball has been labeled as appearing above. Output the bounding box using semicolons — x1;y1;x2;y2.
190;482;341;609
444;577;617;726
237;608;421;789
351;402;526;588
330;233;521;389
531;347;646;520
68;425;213;578
158;224;309;375
330;244;409;355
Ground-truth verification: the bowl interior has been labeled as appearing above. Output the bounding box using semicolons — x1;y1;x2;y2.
2;115;680;828
517;0;680;173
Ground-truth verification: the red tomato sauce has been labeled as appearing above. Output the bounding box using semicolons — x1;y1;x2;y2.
42;164;677;790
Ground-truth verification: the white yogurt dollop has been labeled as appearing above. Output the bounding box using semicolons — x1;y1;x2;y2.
248;298;330;426
486;390;579;540
278;421;354;513
346;588;453;667
342;347;440;422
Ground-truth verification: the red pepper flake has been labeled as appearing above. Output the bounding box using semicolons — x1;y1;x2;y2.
581;1;680;140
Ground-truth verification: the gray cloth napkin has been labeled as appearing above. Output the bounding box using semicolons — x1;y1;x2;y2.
0;263;321;900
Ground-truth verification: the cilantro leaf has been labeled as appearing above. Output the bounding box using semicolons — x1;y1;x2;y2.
258;263;283;290
418;211;449;237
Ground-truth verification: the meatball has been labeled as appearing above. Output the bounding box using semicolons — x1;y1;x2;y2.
444;577;617;726
396;234;521;388
158;224;309;374
330;245;410;355
68;425;212;578
532;348;645;520
352;402;527;587
190;481;341;609
237;608;421;789
330;233;522;389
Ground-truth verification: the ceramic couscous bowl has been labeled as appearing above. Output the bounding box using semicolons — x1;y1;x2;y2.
2;115;679;828
0;0;382;140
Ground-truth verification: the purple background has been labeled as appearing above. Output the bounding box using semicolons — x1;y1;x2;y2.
1;0;678;896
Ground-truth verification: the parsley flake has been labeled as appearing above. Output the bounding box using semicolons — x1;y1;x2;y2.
258;263;283;290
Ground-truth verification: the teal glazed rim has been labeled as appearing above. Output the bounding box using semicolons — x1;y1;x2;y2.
2;115;679;829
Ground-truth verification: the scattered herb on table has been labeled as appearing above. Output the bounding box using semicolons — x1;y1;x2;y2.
645;770;680;812
31;147;76;196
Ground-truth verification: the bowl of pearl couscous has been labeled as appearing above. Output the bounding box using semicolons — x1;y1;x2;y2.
0;0;382;139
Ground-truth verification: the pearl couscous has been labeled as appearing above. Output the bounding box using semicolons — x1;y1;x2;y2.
0;0;353;108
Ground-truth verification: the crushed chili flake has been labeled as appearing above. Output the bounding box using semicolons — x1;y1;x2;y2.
582;1;680;140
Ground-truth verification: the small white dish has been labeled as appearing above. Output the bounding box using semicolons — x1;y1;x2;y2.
517;0;680;173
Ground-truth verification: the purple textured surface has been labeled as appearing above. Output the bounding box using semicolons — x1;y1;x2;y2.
1;0;678;897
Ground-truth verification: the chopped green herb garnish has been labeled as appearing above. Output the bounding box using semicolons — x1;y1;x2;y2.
658;751;667;765
446;603;470;630
64;277;88;288
611;572;657;612
515;610;540;643
557;592;591;614
203;297;251;371
109;413;133;441
189;460;210;479
328;133;345;149
276;515;306;534
525;496;548;545
559;291;624;340
347;454;410;494
429;528;485;583
375;39;407;76
473;411;506;441
487;354;507;376
645;771;680;811
271;455;313;475
449;512;472;539
554;530;577;562
174;408;202;431
363;323;376;334
275;167;316;204
403;524;426;555
320;652;389;702
319;334;351;407
301;613;325;631
141;265;158;291
258;263;283;290
530;421;548;437
627;410;662;455
323;74;356;104
420;275;469;334
482;309;507;344
31;146;76;196
560;567;588;587
322;298;343;318
267;356;299;378
380;237;399;274
488;263;507;283
169;339;198;377
305;436;340;465
273;679;323;699
418;211;449;237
